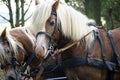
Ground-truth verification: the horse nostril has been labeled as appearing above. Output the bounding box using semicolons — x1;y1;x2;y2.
36;45;46;58
8;76;15;80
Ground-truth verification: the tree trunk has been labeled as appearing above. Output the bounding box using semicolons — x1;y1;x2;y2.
15;0;20;27
21;0;24;26
84;0;102;25
7;0;14;28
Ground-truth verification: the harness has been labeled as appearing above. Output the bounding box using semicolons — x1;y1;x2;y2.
61;29;120;80
61;29;120;69
35;8;120;79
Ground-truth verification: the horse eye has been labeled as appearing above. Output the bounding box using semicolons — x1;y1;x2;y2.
49;21;55;26
2;40;9;45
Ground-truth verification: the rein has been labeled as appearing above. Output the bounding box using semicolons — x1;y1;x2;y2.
21;51;35;74
0;40;36;79
35;8;94;79
35;30;93;79
53;30;93;55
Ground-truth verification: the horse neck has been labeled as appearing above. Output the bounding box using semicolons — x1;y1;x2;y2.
9;28;36;55
58;30;95;59
27;25;38;36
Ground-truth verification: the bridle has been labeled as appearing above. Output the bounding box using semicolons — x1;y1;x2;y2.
0;40;22;80
0;40;22;70
35;9;62;79
35;8;93;79
0;39;36;79
36;8;93;60
36;9;61;59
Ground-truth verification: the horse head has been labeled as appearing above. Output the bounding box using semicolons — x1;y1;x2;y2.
34;0;61;60
33;0;97;58
0;26;57;80
28;0;120;80
0;28;24;80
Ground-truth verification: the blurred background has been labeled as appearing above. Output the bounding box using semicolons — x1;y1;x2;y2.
0;0;120;31
0;0;35;33
66;0;120;29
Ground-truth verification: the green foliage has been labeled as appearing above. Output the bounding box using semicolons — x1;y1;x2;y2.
66;0;120;29
101;0;120;29
65;0;69;2
66;0;101;25
0;69;3;79
66;0;85;13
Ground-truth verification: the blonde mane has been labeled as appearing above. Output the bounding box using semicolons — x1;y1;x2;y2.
29;0;97;41
20;27;36;47
58;3;98;40
29;1;55;34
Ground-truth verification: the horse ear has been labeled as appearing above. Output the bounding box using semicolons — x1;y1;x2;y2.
52;0;60;10
35;0;40;5
1;27;7;40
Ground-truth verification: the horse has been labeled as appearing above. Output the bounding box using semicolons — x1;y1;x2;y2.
28;0;120;80
0;27;66;80
0;27;38;80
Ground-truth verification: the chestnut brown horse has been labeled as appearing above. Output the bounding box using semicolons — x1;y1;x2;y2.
29;0;120;80
0;27;38;80
0;27;65;80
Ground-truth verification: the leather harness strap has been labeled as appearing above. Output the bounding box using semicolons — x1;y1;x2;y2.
107;31;120;68
61;29;120;75
94;29;113;71
60;28;120;80
62;57;116;69
21;51;35;73
107;31;120;80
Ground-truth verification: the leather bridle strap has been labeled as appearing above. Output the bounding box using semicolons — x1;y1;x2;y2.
21;51;35;73
36;31;93;79
36;32;53;39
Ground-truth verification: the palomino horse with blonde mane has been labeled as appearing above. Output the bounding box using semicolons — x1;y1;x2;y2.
28;0;120;80
0;27;65;80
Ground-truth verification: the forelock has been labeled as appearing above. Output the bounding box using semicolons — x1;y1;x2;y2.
31;0;56;31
